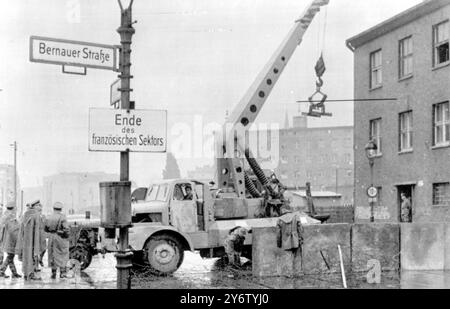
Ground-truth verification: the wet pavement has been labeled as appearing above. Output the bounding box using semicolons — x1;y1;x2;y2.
1;252;450;289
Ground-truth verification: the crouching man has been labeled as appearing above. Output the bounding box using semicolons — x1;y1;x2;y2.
223;226;249;268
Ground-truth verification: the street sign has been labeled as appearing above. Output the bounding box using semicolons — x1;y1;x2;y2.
367;186;378;198
30;36;117;71
110;79;121;106
88;108;167;153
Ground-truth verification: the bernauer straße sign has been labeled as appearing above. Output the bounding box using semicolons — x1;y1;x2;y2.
30;36;117;71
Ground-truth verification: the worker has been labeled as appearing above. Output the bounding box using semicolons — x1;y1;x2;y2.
44;202;70;279
16;200;43;281
184;186;194;201
276;205;304;251
0;202;21;278
223;226;248;268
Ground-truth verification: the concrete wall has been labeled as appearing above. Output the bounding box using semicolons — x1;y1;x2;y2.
252;227;300;277
252;224;351;277
302;224;352;275
401;223;447;270
352;223;400;272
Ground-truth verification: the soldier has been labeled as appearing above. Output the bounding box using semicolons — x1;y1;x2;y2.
0;203;4;265
223;226;248;268
44;202;70;279
0;202;21;278
16;200;43;281
35;203;47;270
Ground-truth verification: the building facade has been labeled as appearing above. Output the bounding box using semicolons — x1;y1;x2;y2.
0;164;20;209
276;116;354;205
347;0;450;222
42;172;119;216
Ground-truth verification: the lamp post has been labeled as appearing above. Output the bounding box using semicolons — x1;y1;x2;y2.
365;139;378;223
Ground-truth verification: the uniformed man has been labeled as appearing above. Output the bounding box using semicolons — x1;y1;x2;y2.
223;226;248;267
0;202;21;278
34;203;47;270
15;200;43;281
44;202;70;279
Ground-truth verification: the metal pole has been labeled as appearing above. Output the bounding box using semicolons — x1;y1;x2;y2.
335;168;338;194
116;0;135;290
369;160;374;223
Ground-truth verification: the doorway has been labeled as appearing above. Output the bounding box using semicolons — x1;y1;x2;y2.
397;185;415;223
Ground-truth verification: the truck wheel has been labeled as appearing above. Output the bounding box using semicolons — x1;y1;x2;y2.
144;234;184;275
70;245;93;271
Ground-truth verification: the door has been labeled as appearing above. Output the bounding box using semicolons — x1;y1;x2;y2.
170;182;198;233
397;185;414;222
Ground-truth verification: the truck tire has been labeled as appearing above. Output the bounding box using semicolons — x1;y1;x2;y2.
70;244;93;271
144;234;184;275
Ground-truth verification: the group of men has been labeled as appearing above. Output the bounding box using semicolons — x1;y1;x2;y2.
0;200;70;281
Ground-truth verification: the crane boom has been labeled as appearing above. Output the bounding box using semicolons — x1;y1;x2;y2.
217;0;330;198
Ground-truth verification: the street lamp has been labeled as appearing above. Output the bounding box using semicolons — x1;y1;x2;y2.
365;139;378;223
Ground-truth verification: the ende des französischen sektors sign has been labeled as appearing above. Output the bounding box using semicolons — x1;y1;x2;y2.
89;109;167;153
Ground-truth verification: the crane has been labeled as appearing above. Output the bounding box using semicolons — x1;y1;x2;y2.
216;0;330;209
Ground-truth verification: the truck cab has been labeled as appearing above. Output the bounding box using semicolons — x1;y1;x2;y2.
128;179;215;274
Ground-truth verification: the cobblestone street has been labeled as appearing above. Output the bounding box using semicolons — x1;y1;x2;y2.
2;252;450;289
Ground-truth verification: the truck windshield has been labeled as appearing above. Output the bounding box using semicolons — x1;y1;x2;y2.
146;184;169;202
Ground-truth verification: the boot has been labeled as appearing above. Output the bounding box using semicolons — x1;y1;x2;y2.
0;272;9;279
10;264;21;278
51;269;57;279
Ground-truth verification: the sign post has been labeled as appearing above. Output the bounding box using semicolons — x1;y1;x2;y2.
116;0;135;290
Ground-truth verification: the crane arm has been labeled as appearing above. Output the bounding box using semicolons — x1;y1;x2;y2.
217;0;330;197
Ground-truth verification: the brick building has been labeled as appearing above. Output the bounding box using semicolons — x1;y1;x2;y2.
276;116;354;205
347;0;450;222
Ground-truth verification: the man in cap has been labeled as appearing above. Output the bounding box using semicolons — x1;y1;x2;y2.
44;202;70;279
16;200;43;280
0;202;21;278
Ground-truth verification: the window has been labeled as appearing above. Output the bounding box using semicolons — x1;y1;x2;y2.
433;102;450;146
433;183;450;206
433;21;449;66
370;50;382;89
399;111;413;152
399;36;413;78
369;118;382;155
294;156;300;164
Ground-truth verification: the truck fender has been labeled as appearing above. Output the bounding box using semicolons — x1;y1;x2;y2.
129;224;194;252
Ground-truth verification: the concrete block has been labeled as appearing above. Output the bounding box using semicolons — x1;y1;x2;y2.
302;224;351;275
401;223;445;270
445;224;450;270
352;223;400;272
252;227;299;277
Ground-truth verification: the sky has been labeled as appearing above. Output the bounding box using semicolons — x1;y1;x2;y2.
0;0;423;188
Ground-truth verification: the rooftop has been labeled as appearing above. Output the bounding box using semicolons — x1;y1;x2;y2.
346;0;450;50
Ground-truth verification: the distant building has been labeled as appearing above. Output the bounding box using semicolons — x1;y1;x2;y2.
187;165;215;183
276;116;354;205
347;0;450;222
0;164;20;208
42;172;119;216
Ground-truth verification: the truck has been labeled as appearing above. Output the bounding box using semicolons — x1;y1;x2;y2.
119;0;331;275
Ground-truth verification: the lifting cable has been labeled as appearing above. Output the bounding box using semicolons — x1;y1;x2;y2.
304;6;331;118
